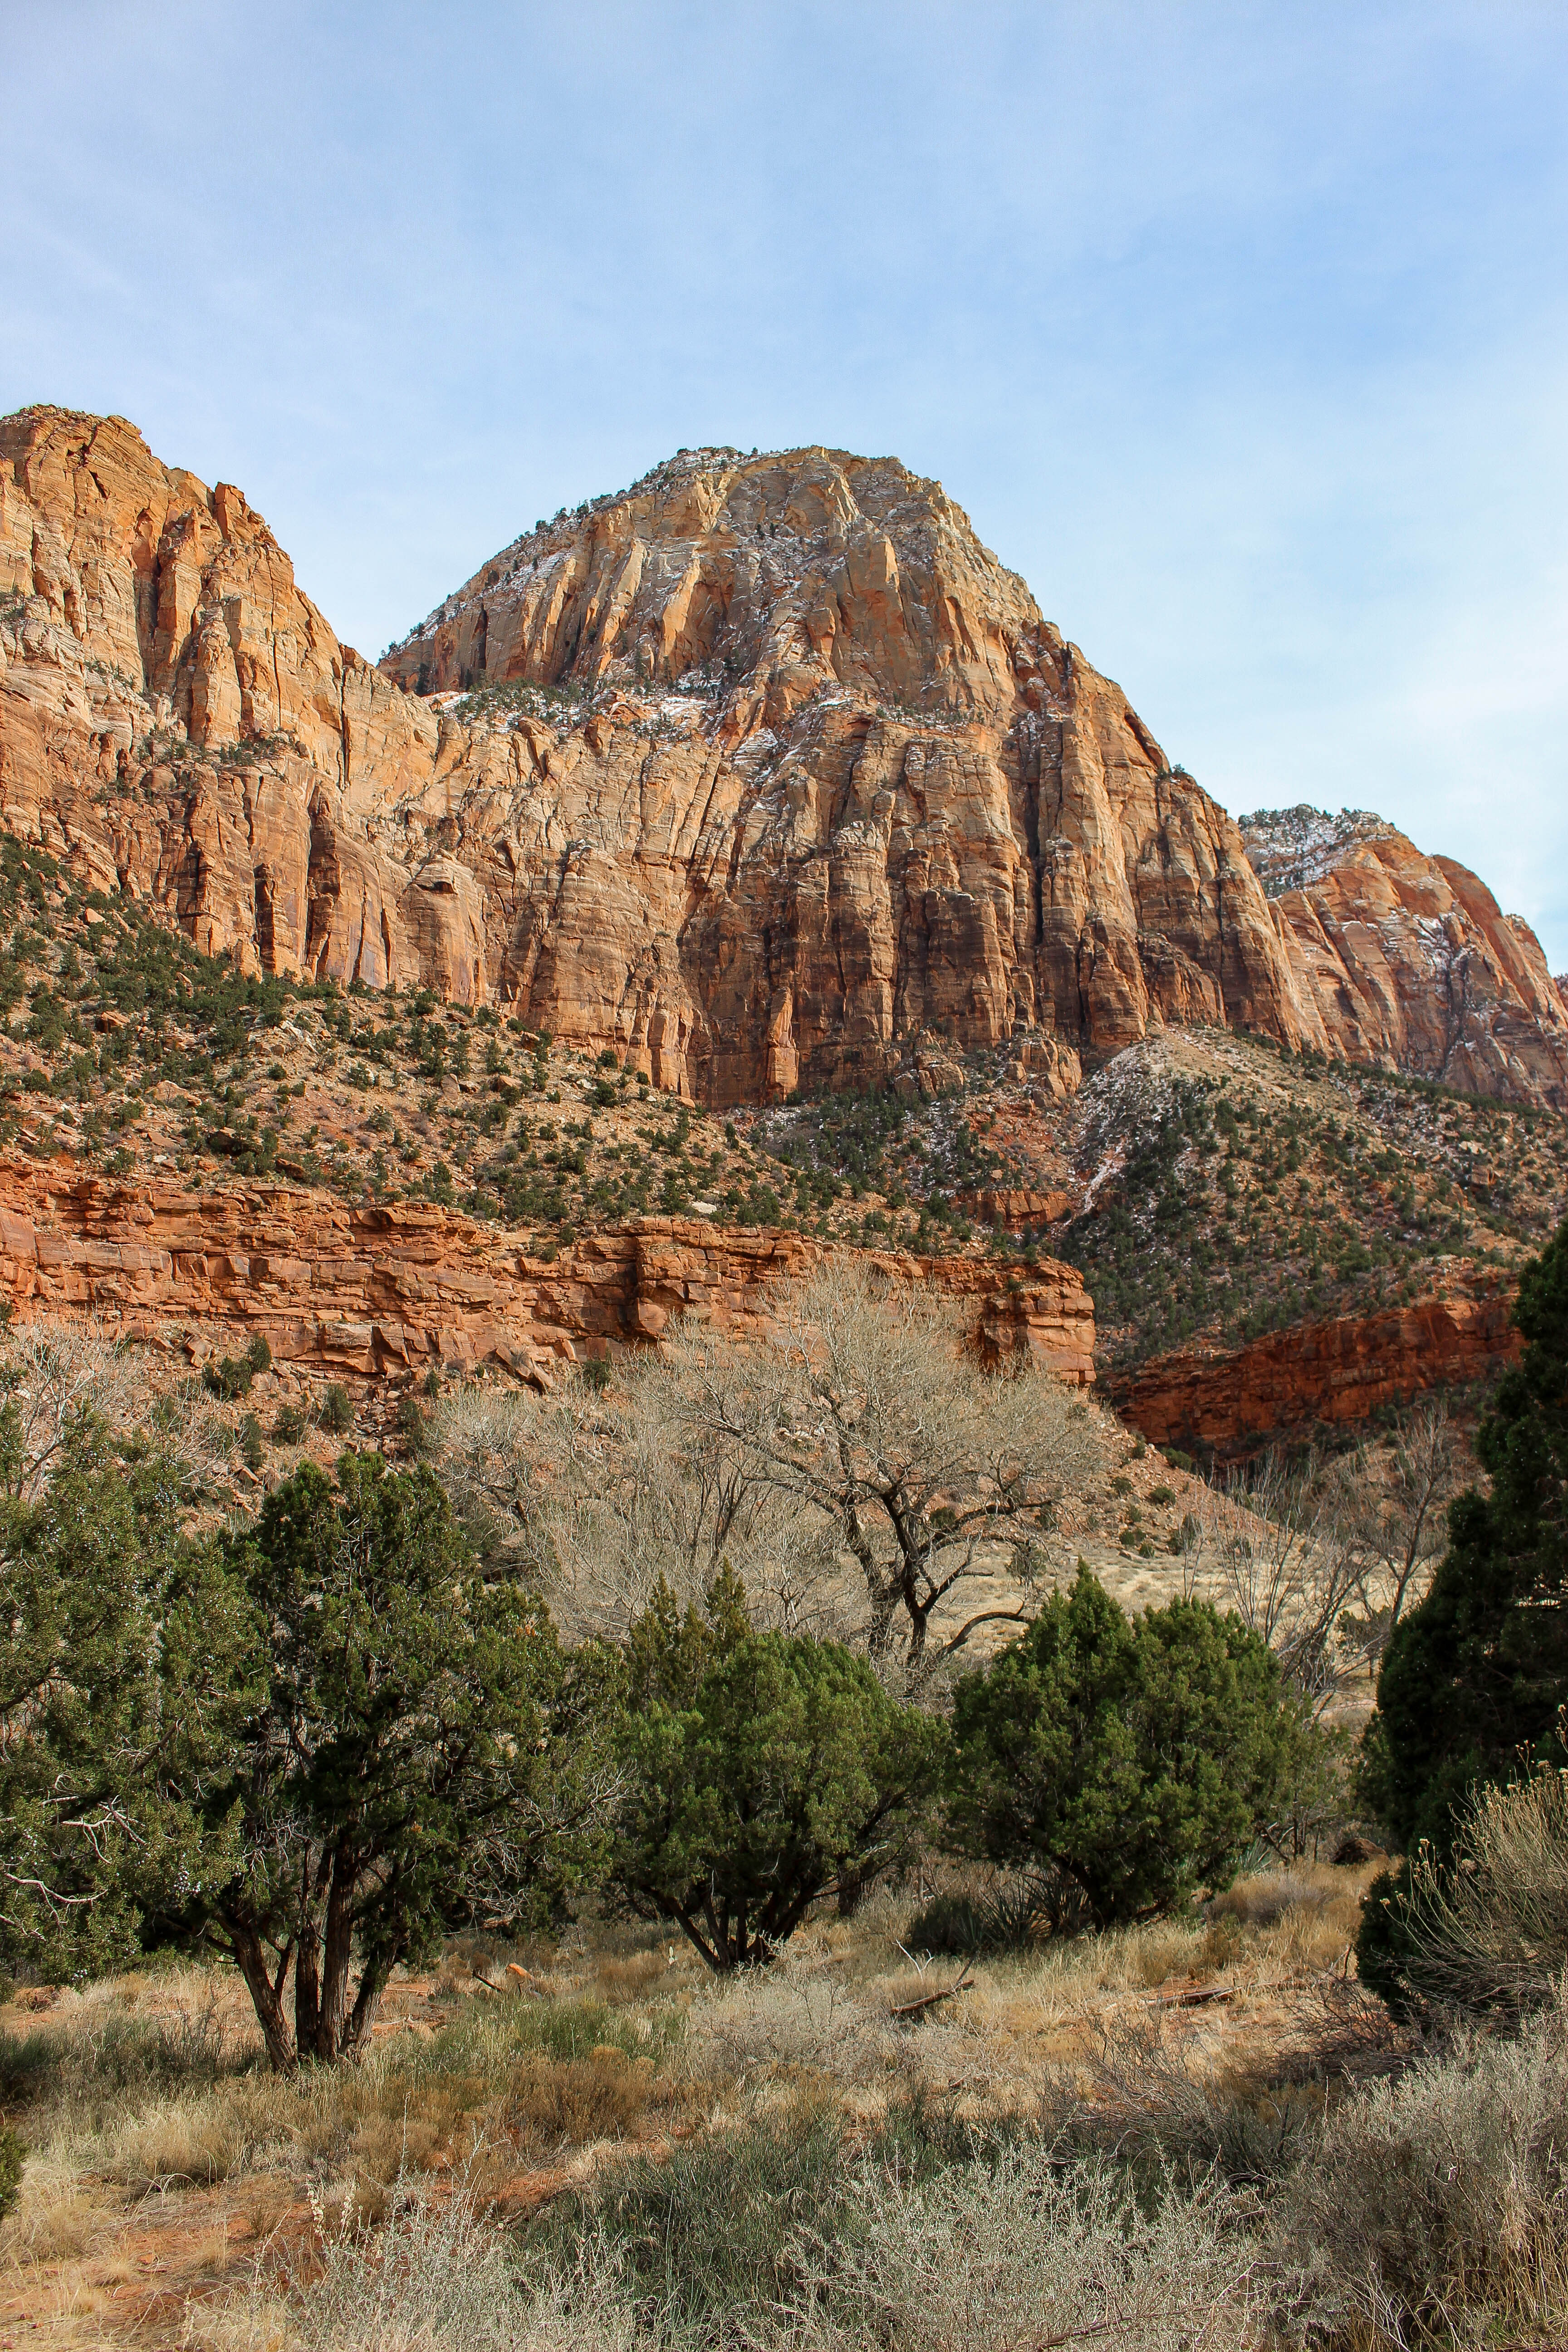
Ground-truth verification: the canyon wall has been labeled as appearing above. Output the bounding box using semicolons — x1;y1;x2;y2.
1243;808;1568;1108
1110;1282;1521;1459
4;407;1564;1106
0;1158;1096;1389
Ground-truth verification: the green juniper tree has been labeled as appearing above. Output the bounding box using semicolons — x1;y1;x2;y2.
612;1626;946;1970
155;1454;618;2069
946;1567;1299;1928
1357;1217;1568;2005
0;1417;220;1981
623;1561;751;1709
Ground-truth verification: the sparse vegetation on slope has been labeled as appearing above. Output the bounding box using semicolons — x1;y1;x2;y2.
1053;1034;1565;1370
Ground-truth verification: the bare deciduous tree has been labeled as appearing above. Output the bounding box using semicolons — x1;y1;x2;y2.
681;1262;1104;1686
429;1266;1105;1686
0;1320;139;1498
1333;1402;1459;1661
1186;1409;1462;1717
430;1356;838;1642
1190;1451;1363;1719
0;1319;244;1506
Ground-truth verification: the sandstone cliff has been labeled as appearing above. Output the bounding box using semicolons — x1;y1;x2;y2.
1242;807;1568;1108
380;442;1335;1094
1109;1277;1520;1460
4;406;1563;1111
0;409;1322;1102
0;1157;1095;1390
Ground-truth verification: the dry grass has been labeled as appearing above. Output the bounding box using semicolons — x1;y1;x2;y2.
1273;1984;1568;2346
6;1859;1557;2351
593;1950;671;2003
1391;1758;1568;2017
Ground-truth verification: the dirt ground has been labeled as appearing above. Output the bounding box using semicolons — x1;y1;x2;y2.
0;1853;1392;2349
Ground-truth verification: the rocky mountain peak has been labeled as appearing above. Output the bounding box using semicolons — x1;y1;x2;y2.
380;444;1049;730
3;403;1565;1109
1240;802;1568;1106
1240;804;1401;897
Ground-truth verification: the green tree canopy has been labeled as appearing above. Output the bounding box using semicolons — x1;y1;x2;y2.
946;1567;1298;1926
612;1631;947;1970
155;1452;617;2068
1361;1217;1568;1862
1356;1219;1568;2009
623;1562;752;1711
0;1416;212;1980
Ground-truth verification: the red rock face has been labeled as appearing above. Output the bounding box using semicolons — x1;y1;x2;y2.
1109;1282;1521;1459
4;411;1563;1108
0;1160;1096;1390
383;446;1329;1090
1242;809;1568;1109
0;410;1323;1101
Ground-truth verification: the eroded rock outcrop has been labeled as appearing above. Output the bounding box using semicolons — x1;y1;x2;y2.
1242;807;1568;1108
1109;1279;1520;1459
1;409;1327;1100
0;1159;1096;1387
5;408;1563;1109
383;444;1330;1092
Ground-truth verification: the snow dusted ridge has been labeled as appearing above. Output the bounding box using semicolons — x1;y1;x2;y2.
1238;804;1398;900
379;441;1034;703
1233;803;1568;1107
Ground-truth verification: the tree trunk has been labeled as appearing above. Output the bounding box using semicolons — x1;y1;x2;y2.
314;1842;358;2060
294;1929;322;2058
867;1580;902;1664
230;1922;297;2072
344;1952;393;2054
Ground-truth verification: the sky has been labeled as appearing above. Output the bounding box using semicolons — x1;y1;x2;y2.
7;1;1568;966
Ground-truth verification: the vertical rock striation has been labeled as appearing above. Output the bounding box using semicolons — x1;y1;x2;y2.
3;410;1563;1106
1242;808;1568;1108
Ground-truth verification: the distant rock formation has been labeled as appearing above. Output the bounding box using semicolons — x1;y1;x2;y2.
1110;1277;1522;1460
3;407;1564;1105
1242;806;1568;1108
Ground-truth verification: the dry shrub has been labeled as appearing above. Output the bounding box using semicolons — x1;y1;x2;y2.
1394;1757;1568;2019
347;2077;484;2181
216;2179;644;2352
257;2132;1259;2352
1204;1868;1364;1980
1130;1927;1205;1989
0;1990;250;2131
1273;1990;1568;2347
1200;1914;1248;1971
1269;1900;1360;1978
316;2174;393;2236
791;2143;1260;2352
1064;2010;1316;2185
0;2160;98;2264
1211;1870;1329;1929
1059;1983;1402;2191
687;1965;895;2087
505;2051;658;2151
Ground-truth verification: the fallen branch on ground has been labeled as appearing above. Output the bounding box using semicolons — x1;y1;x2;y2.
892;1967;974;2019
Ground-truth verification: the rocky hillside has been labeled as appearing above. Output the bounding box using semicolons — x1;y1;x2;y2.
8;405;1562;1109
0;813;1551;1453
1;402;1564;1450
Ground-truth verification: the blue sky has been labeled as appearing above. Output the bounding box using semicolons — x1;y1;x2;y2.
8;2;1568;965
